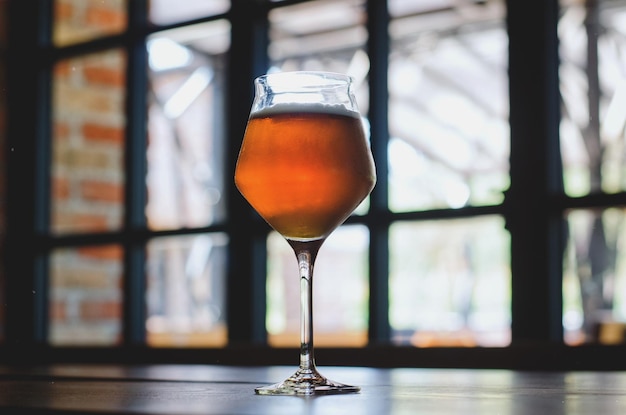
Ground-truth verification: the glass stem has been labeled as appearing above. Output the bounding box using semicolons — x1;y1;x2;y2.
288;239;324;374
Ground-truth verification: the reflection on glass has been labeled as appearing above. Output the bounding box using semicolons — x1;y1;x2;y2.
53;0;127;46
559;0;626;196
51;49;126;235
146;233;228;347
149;0;228;25
49;245;123;346
388;0;509;212
147;21;230;230
389;216;511;347
563;208;626;345
267;225;369;347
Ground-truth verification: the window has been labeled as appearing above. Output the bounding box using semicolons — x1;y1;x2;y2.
387;0;510;346
145;20;230;347
559;0;626;345
2;0;626;367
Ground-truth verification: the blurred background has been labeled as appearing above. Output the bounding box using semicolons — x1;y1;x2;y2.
1;0;625;360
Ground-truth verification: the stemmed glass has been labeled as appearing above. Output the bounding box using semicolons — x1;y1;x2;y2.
234;71;376;395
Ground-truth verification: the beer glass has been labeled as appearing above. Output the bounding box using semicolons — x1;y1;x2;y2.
235;71;376;395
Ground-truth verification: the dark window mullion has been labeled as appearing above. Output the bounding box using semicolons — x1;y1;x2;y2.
122;0;150;346
366;0;391;344
5;0;53;349
226;0;270;345
506;0;564;344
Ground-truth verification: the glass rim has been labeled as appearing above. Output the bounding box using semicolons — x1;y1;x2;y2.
254;70;355;88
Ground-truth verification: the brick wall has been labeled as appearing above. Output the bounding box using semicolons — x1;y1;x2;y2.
54;0;126;46
0;0;129;346
48;0;127;345
50;245;124;345
51;50;126;235
3;0;226;347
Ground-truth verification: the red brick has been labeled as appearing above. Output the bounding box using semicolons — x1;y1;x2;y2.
84;66;125;88
82;123;124;144
80;180;124;203
56;213;110;232
54;1;74;22
54;121;70;141
80;300;121;320
52;177;70;199
53;60;73;79
85;6;126;31
50;301;67;321
77;245;123;261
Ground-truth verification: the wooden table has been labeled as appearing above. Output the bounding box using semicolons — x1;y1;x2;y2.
0;364;625;414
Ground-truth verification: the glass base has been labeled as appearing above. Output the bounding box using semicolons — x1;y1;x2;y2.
255;368;360;396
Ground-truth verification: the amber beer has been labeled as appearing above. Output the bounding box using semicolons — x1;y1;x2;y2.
235;103;376;241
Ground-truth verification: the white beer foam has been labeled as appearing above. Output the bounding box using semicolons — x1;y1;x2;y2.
251;102;360;119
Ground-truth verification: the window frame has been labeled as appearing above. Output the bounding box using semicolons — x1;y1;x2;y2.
3;0;626;369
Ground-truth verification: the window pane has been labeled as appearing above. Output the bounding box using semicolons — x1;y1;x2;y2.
51;49;126;235
388;0;509;212
559;0;626;196
267;225;369;347
390;216;511;347
149;0;229;25
50;245;123;346
146;233;228;347
54;0;127;47
147;21;230;230
563;208;626;345
268;0;368;112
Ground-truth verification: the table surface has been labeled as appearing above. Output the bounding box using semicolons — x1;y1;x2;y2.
1;364;625;414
